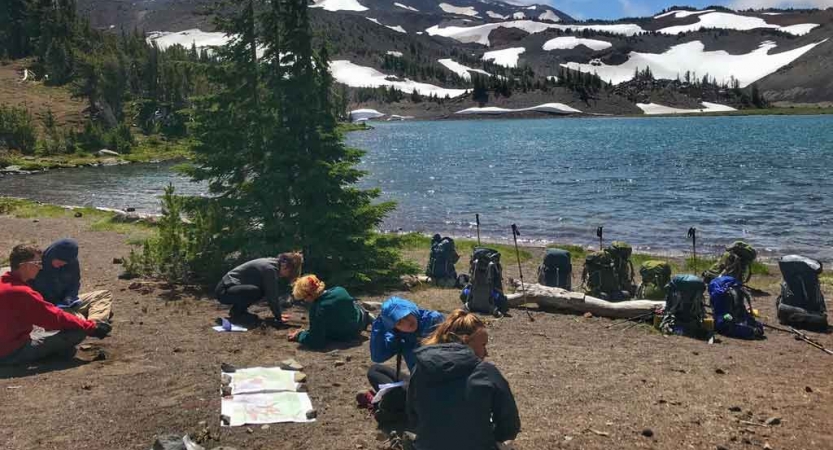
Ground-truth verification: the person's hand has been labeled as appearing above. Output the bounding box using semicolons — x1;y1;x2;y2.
280;314;291;322
91;320;112;339
287;329;303;342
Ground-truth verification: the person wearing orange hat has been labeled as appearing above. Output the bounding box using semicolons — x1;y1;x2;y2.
287;275;372;349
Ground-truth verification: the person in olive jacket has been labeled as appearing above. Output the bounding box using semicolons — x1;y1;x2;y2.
407;309;520;450
287;275;371;349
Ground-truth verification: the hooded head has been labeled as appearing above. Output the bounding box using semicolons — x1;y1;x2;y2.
413;343;480;383
380;297;419;332
42;238;78;269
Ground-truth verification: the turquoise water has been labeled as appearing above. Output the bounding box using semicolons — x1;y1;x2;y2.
347;115;833;261
1;115;832;261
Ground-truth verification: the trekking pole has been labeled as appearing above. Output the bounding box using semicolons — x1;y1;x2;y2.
763;323;833;356
475;214;481;246
597;226;604;251
511;224;533;322
395;344;403;381
687;227;697;272
606;311;654;329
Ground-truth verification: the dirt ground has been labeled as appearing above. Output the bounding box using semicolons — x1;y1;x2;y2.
1;214;832;450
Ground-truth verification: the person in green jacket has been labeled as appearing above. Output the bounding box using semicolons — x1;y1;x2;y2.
287;275;372;349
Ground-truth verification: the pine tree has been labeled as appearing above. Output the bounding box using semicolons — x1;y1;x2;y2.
187;0;411;287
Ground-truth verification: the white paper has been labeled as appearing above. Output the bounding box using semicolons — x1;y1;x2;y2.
227;367;300;394
372;381;405;404
222;392;315;425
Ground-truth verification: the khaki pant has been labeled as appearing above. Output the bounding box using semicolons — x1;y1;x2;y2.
68;290;114;322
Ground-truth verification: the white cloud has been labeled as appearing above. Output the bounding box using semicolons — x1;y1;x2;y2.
730;0;833;8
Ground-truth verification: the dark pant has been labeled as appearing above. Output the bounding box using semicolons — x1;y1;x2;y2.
367;364;409;423
215;281;263;315
0;329;87;366
367;363;409;390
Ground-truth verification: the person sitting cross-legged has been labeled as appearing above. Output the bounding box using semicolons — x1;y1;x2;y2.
287;275;371;349
356;298;444;414
0;244;111;366
407;309;520;450
32;238;113;322
215;252;304;325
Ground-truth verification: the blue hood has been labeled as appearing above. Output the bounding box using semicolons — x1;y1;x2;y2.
42;238;79;265
380;297;419;331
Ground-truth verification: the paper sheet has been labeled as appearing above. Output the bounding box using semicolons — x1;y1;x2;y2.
222;392;315;425
212;318;248;332
372;381;405;404
228;367;300;394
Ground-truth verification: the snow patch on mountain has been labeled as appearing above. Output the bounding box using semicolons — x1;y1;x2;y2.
657;12;818;36
439;3;480;17
538;10;561;22
486;11;507;19
438;58;491;80
562;39;829;88
310;0;367;12
148;29;230;51
456;103;582;115
330;60;467;97
482;47;525;67
637;102;736;115
543;36;612;51
350;109;385;121
426;21;644;46
513;12;526;19
367;18;407;33
394;2;419;12
387;51;403;57
654;9;714;19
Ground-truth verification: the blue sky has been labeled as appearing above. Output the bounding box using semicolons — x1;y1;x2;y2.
550;0;833;20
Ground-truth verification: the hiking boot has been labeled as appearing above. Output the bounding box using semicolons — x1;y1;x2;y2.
356;390;375;409
228;308;261;326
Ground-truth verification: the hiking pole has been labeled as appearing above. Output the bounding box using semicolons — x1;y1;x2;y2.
688;227;697;272
511;224;533;322
395;343;403;381
606;311;654;329
597;226;604;251
475;214;481;246
763;323;833;356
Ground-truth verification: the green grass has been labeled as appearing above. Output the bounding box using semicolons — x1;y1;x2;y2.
821;274;833;287
399;232;533;262
0;197;155;242
337;122;372;133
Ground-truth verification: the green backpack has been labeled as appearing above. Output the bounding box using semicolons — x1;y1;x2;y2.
638;260;672;300
702;241;757;284
582;251;620;298
606;241;636;296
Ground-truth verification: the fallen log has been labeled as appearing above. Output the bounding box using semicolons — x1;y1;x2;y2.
506;281;664;319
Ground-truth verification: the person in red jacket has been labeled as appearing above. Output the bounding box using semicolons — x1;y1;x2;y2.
0;244;111;366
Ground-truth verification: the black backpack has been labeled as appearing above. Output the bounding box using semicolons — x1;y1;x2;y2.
461;247;506;315
582;251;619;299
607;241;636;296
777;255;828;331
538;248;571;289
426;234;460;282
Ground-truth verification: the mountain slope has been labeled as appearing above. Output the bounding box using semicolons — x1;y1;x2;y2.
77;1;833;106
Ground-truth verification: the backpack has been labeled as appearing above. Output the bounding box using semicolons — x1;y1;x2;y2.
776;255;828;331
607;241;637;296
709;276;764;339
461;247;507;316
581;251;621;299
538;248;572;289
425;234;460;284
703;241;757;284
637;260;672;300
659;275;708;337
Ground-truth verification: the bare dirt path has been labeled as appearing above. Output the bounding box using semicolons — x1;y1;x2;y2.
1;215;831;450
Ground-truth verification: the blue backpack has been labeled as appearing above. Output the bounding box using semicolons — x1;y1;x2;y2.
709;276;764;339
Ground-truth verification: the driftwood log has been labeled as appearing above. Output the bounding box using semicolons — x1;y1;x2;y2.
506;281;665;319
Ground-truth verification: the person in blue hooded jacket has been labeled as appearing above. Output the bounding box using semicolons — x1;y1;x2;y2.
357;297;443;410
32;239;113;322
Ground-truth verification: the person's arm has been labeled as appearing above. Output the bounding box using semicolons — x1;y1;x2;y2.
19;290;96;334
64;261;81;303
485;363;521;443
261;265;281;317
296;302;327;349
370;319;399;363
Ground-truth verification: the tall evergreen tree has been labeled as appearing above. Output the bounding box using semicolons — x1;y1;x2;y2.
188;0;410;286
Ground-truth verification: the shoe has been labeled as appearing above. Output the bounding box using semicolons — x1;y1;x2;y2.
228;309;261;325
356;390;375;409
